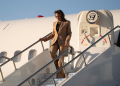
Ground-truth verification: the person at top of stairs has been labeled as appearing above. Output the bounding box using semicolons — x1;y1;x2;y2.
39;9;72;78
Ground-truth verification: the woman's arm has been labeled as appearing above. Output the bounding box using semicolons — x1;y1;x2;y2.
65;21;72;44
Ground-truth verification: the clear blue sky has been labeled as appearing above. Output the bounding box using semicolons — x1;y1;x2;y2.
0;0;120;21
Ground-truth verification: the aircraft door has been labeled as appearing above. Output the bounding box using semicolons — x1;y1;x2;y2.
77;10;114;51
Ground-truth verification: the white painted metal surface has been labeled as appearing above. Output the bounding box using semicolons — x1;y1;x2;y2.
61;45;120;86
74;47;108;72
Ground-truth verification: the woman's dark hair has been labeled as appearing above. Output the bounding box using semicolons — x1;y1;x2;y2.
54;10;66;21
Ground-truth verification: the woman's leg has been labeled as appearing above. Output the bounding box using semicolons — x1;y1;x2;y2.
57;45;67;78
49;42;59;70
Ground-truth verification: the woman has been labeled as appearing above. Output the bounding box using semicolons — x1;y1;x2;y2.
39;10;72;78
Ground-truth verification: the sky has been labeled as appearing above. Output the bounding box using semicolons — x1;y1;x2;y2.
0;0;120;21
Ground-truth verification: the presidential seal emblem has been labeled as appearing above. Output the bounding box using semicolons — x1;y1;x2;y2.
86;10;100;24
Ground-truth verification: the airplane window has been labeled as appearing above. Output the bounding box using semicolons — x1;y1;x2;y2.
14;51;22;62
0;52;7;63
28;49;37;60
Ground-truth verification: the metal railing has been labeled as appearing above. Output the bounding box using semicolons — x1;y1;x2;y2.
0;56;10;60
0;32;52;82
18;25;120;86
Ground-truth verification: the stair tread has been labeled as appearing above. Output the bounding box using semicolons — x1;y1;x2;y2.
37;72;76;85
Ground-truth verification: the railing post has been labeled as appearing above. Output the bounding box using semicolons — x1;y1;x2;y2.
0;67;4;82
60;56;68;78
12;60;17;70
71;53;75;70
82;54;87;66
41;41;45;51
28;80;31;86
70;46;75;69
52;77;56;86
108;34;111;46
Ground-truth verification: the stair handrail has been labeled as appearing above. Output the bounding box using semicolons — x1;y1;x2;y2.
0;32;52;82
0;56;5;59
18;25;120;86
0;56;10;60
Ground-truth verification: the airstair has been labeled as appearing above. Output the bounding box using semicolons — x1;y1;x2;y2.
0;10;120;86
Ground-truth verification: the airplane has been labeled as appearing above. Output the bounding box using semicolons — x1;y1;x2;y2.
0;9;120;86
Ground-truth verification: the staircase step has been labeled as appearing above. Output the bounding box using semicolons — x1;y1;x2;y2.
68;72;76;77
32;84;55;86
37;72;76;85
41;84;55;86
37;78;65;85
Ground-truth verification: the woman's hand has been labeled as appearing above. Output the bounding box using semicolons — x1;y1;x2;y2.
65;42;69;47
39;38;45;41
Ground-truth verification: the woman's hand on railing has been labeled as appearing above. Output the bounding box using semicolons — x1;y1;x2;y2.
39;38;45;41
